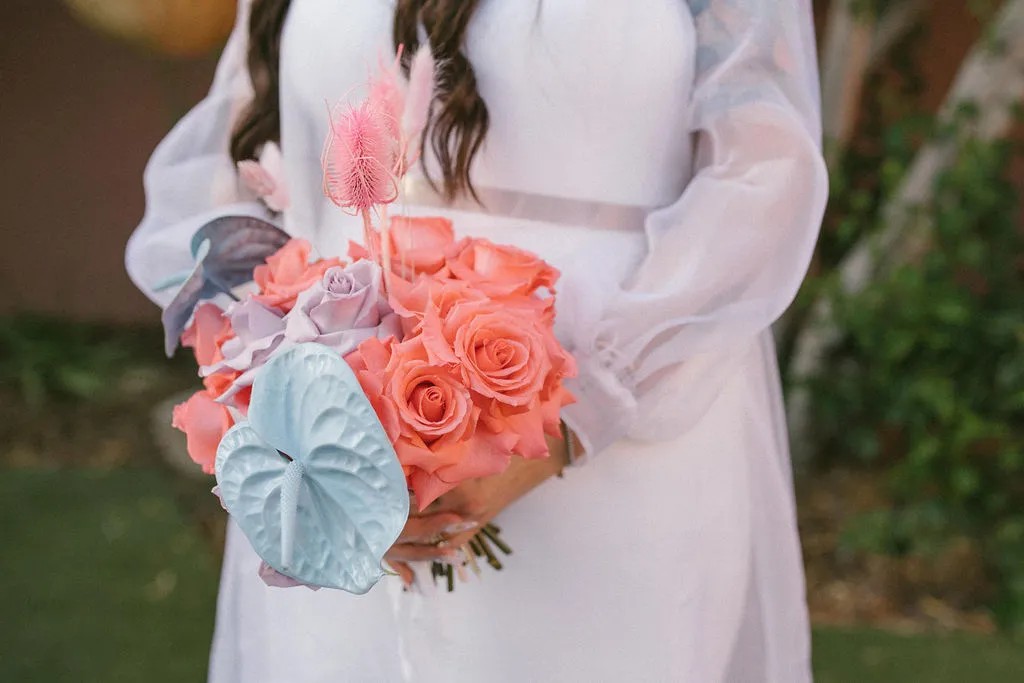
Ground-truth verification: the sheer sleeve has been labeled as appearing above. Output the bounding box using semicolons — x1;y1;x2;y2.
125;0;267;306
561;0;829;456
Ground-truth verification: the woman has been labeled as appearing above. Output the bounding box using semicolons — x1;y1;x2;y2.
127;0;828;680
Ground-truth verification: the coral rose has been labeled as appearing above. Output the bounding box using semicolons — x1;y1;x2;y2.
387;275;486;336
172;389;233;474
180;304;249;411
349;336;511;509
423;299;551;407
446;237;559;298
349;216;456;280
180;303;233;367
345;337;401;444
477;321;577;460
388;216;456;278
386;340;474;445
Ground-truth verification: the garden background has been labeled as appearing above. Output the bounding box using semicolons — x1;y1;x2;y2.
1;1;1023;680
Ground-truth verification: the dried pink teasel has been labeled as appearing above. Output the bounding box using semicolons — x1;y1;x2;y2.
321;45;438;291
321;44;437;214
321;100;400;214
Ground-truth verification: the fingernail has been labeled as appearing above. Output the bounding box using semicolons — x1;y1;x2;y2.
444;521;480;534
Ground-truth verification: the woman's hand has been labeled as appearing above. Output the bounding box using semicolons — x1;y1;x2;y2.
423;433;569;542
384;511;479;586
385;433;570;586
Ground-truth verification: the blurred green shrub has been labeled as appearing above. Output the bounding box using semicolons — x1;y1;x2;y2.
0;315;188;409
805;102;1024;629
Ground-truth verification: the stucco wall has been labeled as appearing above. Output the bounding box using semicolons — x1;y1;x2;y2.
0;1;218;322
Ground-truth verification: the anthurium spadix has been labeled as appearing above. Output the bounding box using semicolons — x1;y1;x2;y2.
214;343;409;593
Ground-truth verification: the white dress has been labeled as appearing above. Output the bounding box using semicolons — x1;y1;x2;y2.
126;1;829;681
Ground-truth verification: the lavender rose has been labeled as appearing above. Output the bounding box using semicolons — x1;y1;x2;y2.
286;261;400;346
201;261;400;401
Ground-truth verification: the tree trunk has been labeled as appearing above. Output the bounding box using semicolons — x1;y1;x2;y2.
819;0;926;166
788;0;1024;460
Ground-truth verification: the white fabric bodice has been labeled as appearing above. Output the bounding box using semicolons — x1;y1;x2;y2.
277;0;699;333
278;2;700;444
281;0;696;218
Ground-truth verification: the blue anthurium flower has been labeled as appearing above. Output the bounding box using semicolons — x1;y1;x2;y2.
214;343;409;593
160;215;290;357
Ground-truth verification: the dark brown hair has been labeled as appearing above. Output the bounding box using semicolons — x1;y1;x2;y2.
230;0;489;201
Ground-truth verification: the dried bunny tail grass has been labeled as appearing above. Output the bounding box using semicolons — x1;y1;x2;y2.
237;159;276;197
393;0;488;201
401;44;437;163
367;51;406;143
234;0;493;202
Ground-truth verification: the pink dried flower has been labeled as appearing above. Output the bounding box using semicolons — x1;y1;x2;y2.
367;55;405;141
401;44;436;165
237;141;290;212
322;101;399;213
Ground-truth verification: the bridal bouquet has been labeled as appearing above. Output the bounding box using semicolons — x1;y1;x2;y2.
162;46;576;593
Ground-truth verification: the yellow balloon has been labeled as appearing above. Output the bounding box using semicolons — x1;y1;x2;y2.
63;0;237;57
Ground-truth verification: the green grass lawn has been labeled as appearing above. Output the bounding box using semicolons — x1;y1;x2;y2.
1;467;1021;682
0;468;218;682
813;628;1022;682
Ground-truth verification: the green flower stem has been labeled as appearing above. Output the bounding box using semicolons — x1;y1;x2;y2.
481;525;512;555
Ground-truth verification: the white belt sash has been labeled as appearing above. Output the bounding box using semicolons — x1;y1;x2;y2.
400;177;649;232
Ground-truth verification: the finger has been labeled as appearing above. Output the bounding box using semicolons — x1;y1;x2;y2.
387;560;415;588
398;513;478;544
411;492;459;515
439;527;482;551
386;543;461;563
398;512;460;542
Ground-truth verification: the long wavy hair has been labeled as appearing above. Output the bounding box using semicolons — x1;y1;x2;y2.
230;0;489;201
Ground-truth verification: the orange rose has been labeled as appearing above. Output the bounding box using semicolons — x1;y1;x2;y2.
180;303;233;366
418;291;576;461
253;238;344;311
423;299;550;407
200;370;251;413
180;304;250;412
171;389;233;474
487;321;577;458
348;216;456;281
387;275;486;336
348;335;512;509
400;430;513;510
446;237;560;298
537;319;578;432
478;322;577;459
386;338;475;446
345;337;401;443
388;216;456;278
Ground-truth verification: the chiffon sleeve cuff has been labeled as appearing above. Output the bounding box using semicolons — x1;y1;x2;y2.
560;350;638;460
